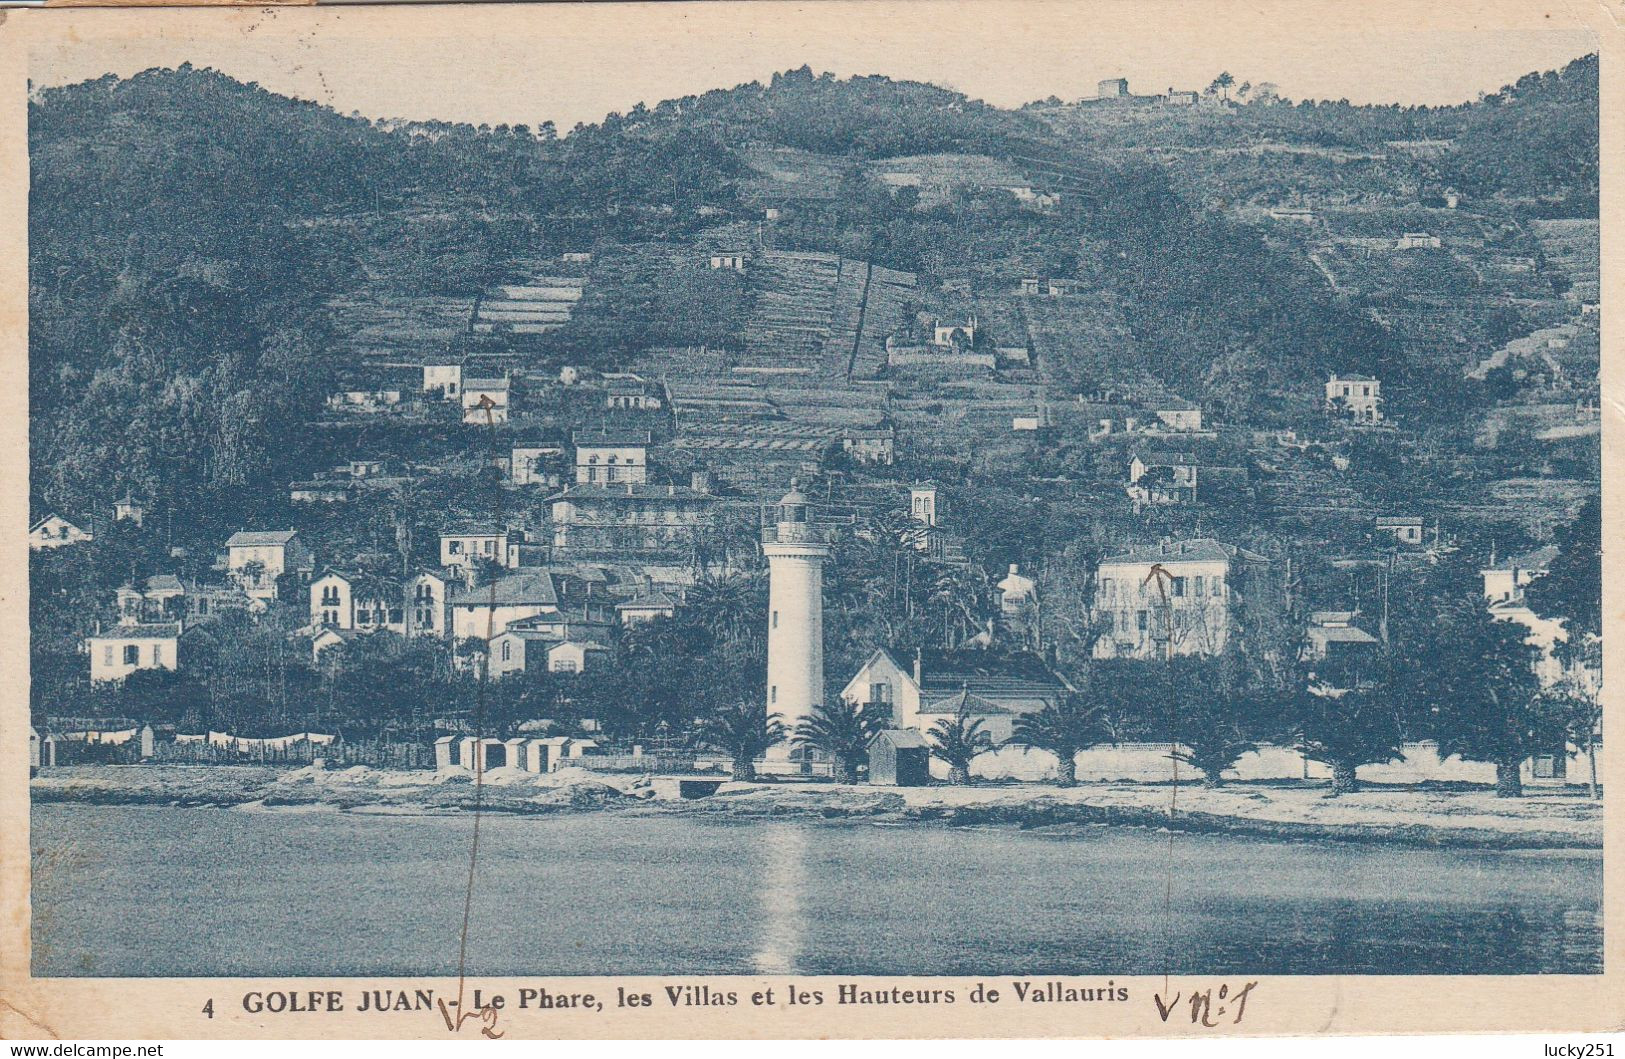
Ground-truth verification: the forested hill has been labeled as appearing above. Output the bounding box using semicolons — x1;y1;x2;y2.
28;58;1597;534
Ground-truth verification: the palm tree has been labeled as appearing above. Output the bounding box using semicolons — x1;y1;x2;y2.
794;700;887;783
1006;693;1111;787
698;701;786;781
926;706;994;785
684;571;757;647
1294;683;1405;795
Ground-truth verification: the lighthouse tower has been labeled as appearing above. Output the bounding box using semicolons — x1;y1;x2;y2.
762;481;831;758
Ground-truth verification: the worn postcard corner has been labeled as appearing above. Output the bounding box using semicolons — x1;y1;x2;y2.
0;0;1621;1042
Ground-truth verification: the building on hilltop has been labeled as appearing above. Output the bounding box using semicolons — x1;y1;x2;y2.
1375;516;1425;546
222;530;312;602
574;428;652;485
1480;544;1558;605
1097;77;1129;99
548;477;718;561
462;376;511;425
1092;539;1274;660
446;569;561;642
29;513;93;550
423;361;463;400
1325;374;1382;423
86;622;181;684
439;526;523;575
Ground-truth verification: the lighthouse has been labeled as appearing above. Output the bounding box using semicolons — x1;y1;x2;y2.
762;480;831;758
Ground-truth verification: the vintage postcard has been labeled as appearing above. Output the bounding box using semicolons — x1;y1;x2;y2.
0;0;1620;1041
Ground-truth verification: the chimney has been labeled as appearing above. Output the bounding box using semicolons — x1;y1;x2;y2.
913;647;923;686
1009;563;1019;576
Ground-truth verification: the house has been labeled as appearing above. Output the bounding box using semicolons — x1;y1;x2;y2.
87;622;181;684
1128;450;1198;504
116;575;186;625
997;565;1037;616
29;513;92;550
1481;545;1558;605
511;439;565;487
1166;89;1200;106
223;530;312;601
710;253;746;272
309;569;406;634
1396;232;1441;250
840;647;1068;736
1092;539;1273;659
842;426;896;465
1302;611;1380;663
614;590;678;625
1325;374;1382;422
574;429;651;484
1097;77;1130;99
408;570;453;638
440;527;522;573
306;625;359;662
462;377;511;425
548;481;716;560
113;495;145;526
447;569;561;641
605;378;663;411
423;362;462;399
178;579;261;626
493;610;615;659
868;729;930;786
1375;516;1425;546
289;479;356;504
326;390;402;414
1151;398;1203;432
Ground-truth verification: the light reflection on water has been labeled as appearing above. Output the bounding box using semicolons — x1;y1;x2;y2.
29;804;1603;977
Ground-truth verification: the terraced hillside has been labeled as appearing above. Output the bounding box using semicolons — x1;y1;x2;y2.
1531;219;1600;303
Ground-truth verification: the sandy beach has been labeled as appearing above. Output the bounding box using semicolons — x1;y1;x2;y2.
29;764;1602;850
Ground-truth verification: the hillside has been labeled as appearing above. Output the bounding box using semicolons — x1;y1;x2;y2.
27;57;1599;543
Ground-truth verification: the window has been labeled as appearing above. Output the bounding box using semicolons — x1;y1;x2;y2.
152;644;163;666
1136;611;1148;633
869;681;891;704
501;641;511;662
449;541;463;555
553;659;578;673
772;610;779;629
123;645;139;666
1194;575;1205;596
103;646;113;666
770;685;778;704
1211;576;1225;596
483;540;494;554
1100;577;1114;598
1171;577;1186;598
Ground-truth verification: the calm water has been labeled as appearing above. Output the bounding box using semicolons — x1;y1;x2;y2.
31;803;1601;977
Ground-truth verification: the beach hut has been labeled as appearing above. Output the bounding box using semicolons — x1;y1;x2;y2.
434;735;458;771
457;736;479;771
139;725;155;760
502;738;528;770
567;738;598;760
532;736;574;773
869;729;930;786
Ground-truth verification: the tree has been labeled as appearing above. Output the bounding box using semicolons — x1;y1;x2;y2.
1523;495;1601;647
926;707;994;784
793;699;887;783
1421;598;1559;797
1209;72;1236;101
1537;665;1601;799
1165;654;1261;787
1292;682;1405;795
697;701;786;782
1005;692;1111;786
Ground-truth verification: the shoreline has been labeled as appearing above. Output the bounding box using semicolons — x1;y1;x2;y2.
29;764;1602;851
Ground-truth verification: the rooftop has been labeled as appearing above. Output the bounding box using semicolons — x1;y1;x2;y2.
1100;539;1268;566
225;530;299;548
92;622;182;640
550;483;715;502
448;570;559;608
